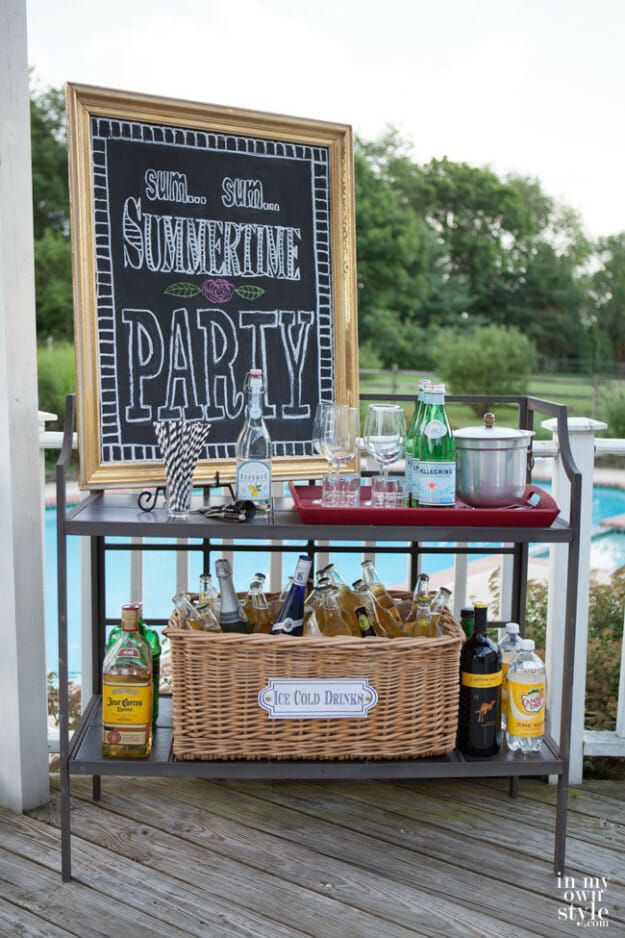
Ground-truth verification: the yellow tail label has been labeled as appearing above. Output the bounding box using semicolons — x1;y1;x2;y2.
461;671;502;689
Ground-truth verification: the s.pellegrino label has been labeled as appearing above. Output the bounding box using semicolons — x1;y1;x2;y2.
418;461;456;506
236;459;272;501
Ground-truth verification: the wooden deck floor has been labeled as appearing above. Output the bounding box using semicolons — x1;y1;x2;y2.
0;776;624;936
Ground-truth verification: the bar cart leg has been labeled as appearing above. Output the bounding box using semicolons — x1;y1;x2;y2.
91;536;106;805
60;760;72;881
554;774;569;874
92;776;101;801
509;776;519;799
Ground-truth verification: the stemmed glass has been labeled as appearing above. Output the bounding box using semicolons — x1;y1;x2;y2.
364;404;406;506
312;401;333;457
316;403;360;505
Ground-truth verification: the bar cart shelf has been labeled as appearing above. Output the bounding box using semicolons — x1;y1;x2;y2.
56;394;582;881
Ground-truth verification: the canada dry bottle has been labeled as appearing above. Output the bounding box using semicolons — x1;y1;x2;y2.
271;555;313;636
416;383;456;507
236;369;272;510
102;604;153;758
457;604;502;756
216;559;252;633
506;639;546;752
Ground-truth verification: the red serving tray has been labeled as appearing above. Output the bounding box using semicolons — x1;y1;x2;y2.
288;482;560;528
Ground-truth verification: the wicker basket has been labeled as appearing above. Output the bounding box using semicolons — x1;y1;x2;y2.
164;605;464;761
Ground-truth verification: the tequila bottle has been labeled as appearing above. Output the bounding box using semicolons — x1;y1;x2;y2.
105;603;161;722
236;369;272;511
102;604;153;758
216;559;252;633
416;383;456;507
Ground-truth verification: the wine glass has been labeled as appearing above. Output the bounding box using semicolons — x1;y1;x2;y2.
364;404;406;505
323;405;359;470
312;401;333;457
320;404;360;505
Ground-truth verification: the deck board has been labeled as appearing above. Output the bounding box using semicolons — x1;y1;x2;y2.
0;776;617;937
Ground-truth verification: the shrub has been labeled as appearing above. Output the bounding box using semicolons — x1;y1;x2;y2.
432;324;536;415
358;342;383;370
37;341;75;429
598;382;625;437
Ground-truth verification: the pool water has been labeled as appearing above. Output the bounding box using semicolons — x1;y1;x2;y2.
44;483;625;677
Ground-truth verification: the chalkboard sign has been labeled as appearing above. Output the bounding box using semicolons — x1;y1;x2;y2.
66;85;358;488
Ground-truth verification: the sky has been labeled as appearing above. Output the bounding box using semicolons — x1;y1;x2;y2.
26;0;625;238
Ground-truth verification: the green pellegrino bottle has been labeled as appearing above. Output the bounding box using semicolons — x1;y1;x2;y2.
106;602;161;723
405;379;430;506
416;383;456;507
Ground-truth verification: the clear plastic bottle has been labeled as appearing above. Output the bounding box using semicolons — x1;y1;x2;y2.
498;622;522;729
506;639;546;753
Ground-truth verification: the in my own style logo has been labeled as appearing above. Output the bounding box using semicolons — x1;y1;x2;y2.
557;875;610;928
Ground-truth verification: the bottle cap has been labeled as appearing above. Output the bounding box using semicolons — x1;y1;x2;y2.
460;608;474;618
520;638;535;651
121;603;140;630
506;622;520;634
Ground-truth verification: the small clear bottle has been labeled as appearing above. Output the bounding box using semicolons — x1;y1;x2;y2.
498;622;522;729
199;573;219;614
430;586;451;629
405;572;430;624
506;639;546;753
236;369;272;511
250;579;273;634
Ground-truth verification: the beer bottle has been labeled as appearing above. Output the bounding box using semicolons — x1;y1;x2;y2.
360;560;402;625
457;604;502;756
317;584;352;637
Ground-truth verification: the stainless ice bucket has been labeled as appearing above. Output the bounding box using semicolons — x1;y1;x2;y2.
455;413;534;508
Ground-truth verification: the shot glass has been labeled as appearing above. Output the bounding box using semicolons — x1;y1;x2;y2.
371;475;404;508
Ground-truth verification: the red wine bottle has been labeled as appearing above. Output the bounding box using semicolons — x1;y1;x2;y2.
457;603;502;756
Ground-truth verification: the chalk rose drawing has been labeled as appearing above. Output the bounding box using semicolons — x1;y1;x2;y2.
201;278;235;303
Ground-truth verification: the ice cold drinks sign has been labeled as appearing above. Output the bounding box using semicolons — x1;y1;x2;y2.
67;86;357;486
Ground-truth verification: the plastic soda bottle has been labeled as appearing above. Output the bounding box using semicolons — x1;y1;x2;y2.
498;622;522;729
506;639;546;753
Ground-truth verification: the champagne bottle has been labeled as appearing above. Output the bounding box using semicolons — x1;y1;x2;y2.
102;604;153;758
457;604;502;756
416;383;456;507
270;555;313;636
235;369;272;511
215;559;252;633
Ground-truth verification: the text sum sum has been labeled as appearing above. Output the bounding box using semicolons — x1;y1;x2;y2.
120;307;315;423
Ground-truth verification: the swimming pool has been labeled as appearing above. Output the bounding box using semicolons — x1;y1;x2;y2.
44;483;625;676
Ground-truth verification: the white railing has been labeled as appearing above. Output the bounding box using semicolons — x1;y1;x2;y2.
39;411;625;782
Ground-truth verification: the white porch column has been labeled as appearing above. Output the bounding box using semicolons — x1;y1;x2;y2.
543;417;605;785
0;0;50;810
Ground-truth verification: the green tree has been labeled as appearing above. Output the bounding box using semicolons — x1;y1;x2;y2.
30;82;72;338
592;233;625;361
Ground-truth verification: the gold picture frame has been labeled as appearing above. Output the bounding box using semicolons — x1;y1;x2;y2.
66;83;359;489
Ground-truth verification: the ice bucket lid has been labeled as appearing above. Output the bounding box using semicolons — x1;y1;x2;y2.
455;413;535;448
